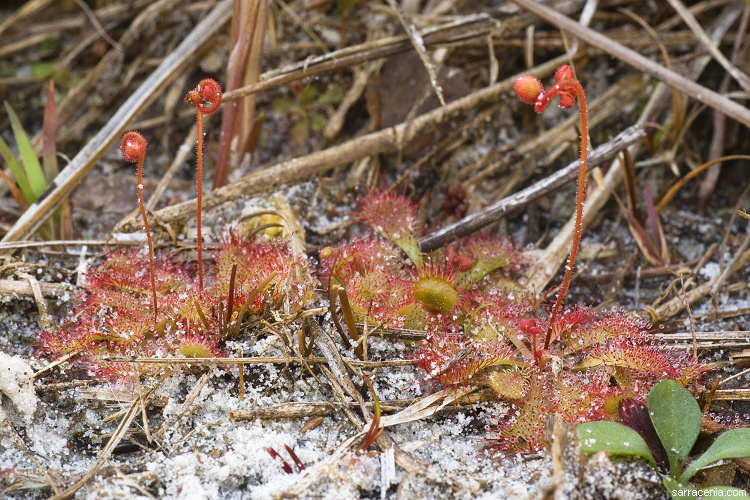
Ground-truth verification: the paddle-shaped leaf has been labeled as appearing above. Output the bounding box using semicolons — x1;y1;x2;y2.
679;428;750;483
578;421;656;469
648;380;701;477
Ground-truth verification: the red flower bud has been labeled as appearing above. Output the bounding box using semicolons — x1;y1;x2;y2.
198;78;223;114
555;64;575;82
185;78;223;115
120;131;147;162
514;75;544;106
519;318;540;336
557;92;576;109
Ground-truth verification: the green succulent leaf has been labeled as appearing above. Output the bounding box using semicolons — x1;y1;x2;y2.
679;428;750;483
4;101;46;199
577;421;657;469
648;380;701;477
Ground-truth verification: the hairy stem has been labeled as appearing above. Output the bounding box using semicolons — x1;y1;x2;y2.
544;79;588;349
196;111;204;291
137;157;158;320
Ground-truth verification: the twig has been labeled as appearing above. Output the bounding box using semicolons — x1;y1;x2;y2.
119;55;570;232
0;239;134;250
0;0;234;244
419;125;645;251
48;398;141;500
521;2;740;295
223;14;496;102
509;0;750;127
712;230;750;297
228;396;482;421
645;248;750;322
15;272;51;329
0;278;72;299
71;0;121;50
152;372;209;442
384;0;445;106
97;355;415;367
665;0;750;94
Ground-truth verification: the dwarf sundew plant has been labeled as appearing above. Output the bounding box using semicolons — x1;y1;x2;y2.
316;66;704;451
319;189;525;332
34;72;705;455
37;78;314;381
318;187;701;450
37;230;314;380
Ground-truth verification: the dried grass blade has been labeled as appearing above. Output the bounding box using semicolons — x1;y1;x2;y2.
1;0;233;244
338;287;363;359
214;0;267;187
510;0;750;127
357;375;383;451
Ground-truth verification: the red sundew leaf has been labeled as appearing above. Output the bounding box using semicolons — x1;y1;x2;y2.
417;331;516;387
319;236;402;285
358;188;419;240
618;398;670;474
344;270;414;328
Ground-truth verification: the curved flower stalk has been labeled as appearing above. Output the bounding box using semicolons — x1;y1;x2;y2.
120;131;157;321
185;78;223;291
515;65;589;349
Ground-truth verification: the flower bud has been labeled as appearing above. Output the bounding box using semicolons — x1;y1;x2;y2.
514;75;544;106
120;131;147;162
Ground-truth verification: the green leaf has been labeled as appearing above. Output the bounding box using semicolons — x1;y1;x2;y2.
4;101;47;199
577;421;657;469
310;112;327;134
648;380;701;477
271;96;294;115
318;84;344;106
0;135;34;204
290;118;310;145
298;84;317;104
31;61;56;81
662;475;696;499
679;428;750;483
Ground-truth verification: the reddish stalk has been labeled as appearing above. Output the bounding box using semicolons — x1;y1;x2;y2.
514;66;589;349
120;131;157;320
185;78;223;291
